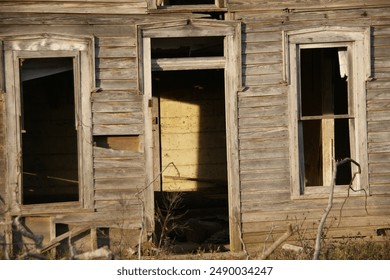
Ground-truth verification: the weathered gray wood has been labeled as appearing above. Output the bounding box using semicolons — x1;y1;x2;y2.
41;226;90;253
152;57;225;71
0;2;147;14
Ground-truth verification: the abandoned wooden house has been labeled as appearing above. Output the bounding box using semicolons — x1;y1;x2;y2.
0;0;390;257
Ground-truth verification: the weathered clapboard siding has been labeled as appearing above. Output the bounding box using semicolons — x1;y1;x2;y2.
0;2;390;255
92;92;143;135
367;23;390;194
228;0;390;12
236;5;390;249
93;147;145;212
0;1;148;14
0;96;5;206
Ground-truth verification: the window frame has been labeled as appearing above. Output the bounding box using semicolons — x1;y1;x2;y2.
2;34;95;213
284;27;371;199
148;0;226;11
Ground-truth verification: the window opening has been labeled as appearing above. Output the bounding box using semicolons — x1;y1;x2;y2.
300;48;352;188
20;57;79;204
151;37;224;59
158;0;215;6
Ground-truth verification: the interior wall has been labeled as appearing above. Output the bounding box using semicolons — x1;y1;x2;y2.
152;69;227;192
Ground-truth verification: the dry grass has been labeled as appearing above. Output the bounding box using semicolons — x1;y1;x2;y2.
264;237;390;260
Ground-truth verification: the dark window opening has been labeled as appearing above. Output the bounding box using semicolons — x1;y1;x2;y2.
300;48;352;187
152;37;224;59
21;57;79;204
160;0;215;6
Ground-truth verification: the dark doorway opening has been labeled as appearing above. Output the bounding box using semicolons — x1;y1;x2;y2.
152;69;229;252
20;58;79;204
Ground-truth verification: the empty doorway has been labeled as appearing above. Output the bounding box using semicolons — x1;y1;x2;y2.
152;69;229;248
139;20;242;251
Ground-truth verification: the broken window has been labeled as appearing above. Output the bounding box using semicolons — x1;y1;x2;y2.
156;0;221;8
300;48;352;187
20;58;79;204
152;37;224;58
285;27;371;197
159;0;215;6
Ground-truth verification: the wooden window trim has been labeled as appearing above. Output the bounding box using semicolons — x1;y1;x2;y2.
284;27;371;199
2;34;95;213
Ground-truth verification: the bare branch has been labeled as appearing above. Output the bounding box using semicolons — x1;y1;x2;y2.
313;158;361;260
258;223;296;260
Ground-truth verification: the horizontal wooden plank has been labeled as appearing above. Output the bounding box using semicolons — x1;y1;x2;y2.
367;120;390;133
161;117;225;133
92;101;141;112
229;0;390;12
96;58;136;69
239;116;288;128
53;211;142;229
240;137;289;150
94;146;143;158
96;79;137;91
367;110;390;121
367;100;390;111
368;142;390;153
97;68;137;80
239;95;287;108
93;112;142;125
95;178;145;190
96;46;136;58
152;57;225;71
93;124;143;135
94;166;145;179
160;132;226;149
238;84;288;97
240;158;289;171
240;168;290;181
243;41;282;54
368;131;390;142
96;36;136;47
243;53;282;65
239;147;288;160
94;189;144;200
239;105;287;118
244;73;284;86
94;200;141;211
369;152;390;163
243;63;282;76
0;2;147;14
92;91;141;102
239;127;288;140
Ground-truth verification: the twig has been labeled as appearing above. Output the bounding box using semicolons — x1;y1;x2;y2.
313;158;360;260
262;223;275;255
337;160;368;226
234;215;249;260
134;162;180;259
258;223;296;260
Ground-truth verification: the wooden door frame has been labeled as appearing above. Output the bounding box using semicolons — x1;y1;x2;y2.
137;19;242;251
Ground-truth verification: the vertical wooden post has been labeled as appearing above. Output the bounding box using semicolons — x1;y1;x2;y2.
321;51;335;186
